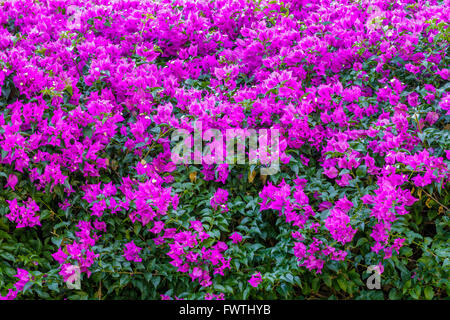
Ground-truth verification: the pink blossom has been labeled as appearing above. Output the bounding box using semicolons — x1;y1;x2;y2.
123;241;142;262
5;174;18;190
248;272;262;288
229;232;243;244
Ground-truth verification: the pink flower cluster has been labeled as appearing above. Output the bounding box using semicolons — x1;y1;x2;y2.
153;221;232;287
0;269;30;300
210;188;229;212
52;220;101;280
324;196;357;245
123;241;143;262
0;0;448;300
248;272;262;288
5;198;40;228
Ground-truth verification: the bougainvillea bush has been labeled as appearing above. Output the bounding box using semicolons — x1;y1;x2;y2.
0;0;449;300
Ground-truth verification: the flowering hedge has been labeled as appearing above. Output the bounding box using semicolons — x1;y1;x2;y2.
0;0;449;300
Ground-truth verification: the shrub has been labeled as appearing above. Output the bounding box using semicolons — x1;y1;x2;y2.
0;0;448;300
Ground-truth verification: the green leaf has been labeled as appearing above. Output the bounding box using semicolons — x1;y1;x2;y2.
424;287;434;300
389;288;401;300
323;274;332;287
411;286;421;299
356;165;367;177
0;252;16;262
311;278;320;292
337;277;347;292
243;286;250;299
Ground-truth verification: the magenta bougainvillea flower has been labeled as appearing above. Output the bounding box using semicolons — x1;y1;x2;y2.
229;232;243;244
5;174;18;190
248;272;262;288
0;0;448;301
0;268;30;300
52;248;68;265
5;198;40;228
123;241;143;263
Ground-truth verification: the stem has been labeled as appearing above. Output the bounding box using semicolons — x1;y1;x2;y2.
421;188;449;212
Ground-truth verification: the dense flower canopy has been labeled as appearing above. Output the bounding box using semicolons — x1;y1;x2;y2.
0;0;449;300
